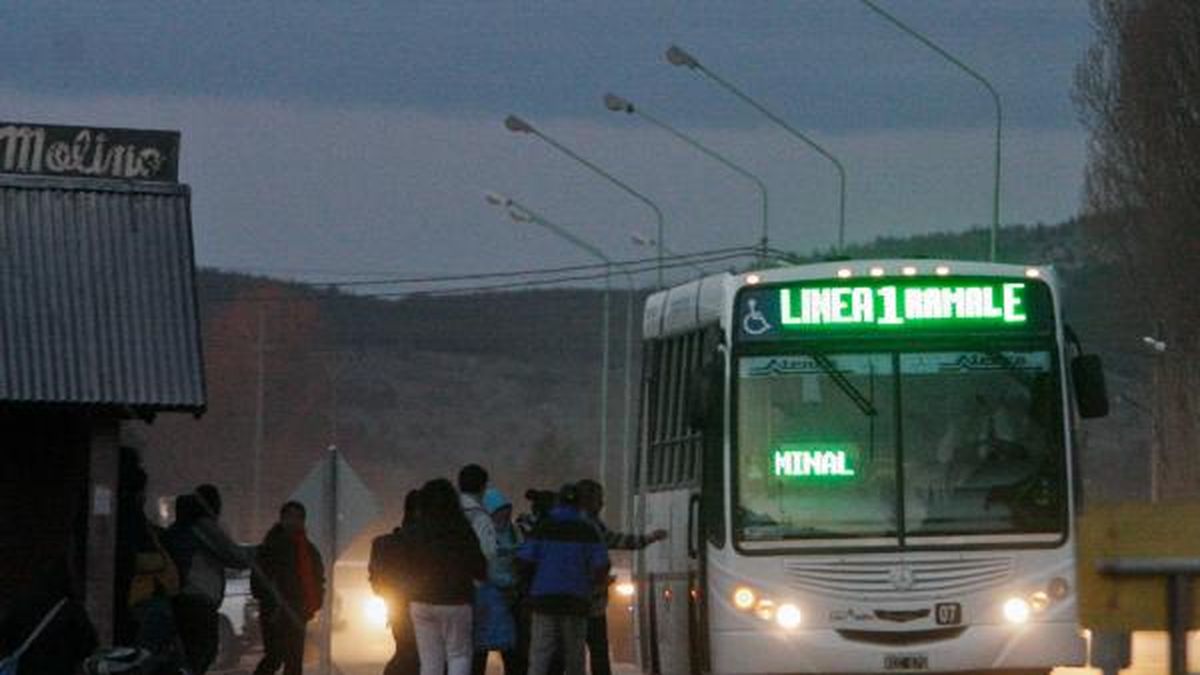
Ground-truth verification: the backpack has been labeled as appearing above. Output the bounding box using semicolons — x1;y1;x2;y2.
0;598;66;675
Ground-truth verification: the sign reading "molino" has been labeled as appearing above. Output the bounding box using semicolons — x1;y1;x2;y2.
0;121;179;182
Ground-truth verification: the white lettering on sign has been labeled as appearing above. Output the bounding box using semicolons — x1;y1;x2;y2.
780;283;1027;328
0;124;170;180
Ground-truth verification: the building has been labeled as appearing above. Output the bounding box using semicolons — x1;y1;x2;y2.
0;120;205;642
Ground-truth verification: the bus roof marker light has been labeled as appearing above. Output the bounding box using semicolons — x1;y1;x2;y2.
901;265;918;276
745;273;762;286
836;268;852;279
935;265;950;276
1025;267;1042;278
776;603;802;629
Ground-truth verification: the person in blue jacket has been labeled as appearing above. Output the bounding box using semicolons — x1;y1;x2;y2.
471;488;522;675
517;484;609;675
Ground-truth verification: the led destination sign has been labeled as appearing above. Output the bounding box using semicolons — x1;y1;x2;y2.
737;277;1051;341
772;444;858;480
783;282;1026;327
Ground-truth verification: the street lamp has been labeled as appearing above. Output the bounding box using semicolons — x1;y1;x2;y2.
484;191;638;518
505;114;668;288
665;44;848;252
605;92;770;263
859;0;1003;262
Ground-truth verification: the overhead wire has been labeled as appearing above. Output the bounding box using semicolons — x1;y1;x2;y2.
201;246;760;304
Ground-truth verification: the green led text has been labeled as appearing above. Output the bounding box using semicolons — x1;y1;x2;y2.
779;282;1027;328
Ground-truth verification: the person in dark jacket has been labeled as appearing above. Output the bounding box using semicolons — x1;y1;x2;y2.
369;488;424;675
165;487;252;674
575;479;666;675
517;484;609;675
252;501;325;675
401;479;487;675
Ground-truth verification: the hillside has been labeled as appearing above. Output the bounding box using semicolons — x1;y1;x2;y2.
134;221;1148;542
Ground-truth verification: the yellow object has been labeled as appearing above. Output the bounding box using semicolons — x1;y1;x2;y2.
1076;501;1200;630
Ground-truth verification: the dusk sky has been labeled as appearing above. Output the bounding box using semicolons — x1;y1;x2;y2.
1;2;1095;287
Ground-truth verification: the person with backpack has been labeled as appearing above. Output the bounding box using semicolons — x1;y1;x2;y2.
370;489;424;675
163;487;252;675
517;484;609;675
252;501;325;675
402;479;487;675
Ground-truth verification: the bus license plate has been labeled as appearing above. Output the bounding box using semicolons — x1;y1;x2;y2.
884;654;929;671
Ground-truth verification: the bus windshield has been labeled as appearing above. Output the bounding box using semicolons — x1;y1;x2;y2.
735;349;1065;547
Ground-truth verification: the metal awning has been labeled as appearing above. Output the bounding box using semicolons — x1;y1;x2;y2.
0;174;205;413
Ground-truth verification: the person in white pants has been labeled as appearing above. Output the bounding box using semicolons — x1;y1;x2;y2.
399;479;488;675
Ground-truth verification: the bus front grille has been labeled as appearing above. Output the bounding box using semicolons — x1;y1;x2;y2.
836;626;969;645
784;557;1013;597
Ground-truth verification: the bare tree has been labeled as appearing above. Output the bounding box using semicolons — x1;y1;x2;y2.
1075;0;1200;498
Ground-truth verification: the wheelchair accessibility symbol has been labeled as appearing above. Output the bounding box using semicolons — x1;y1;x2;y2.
742;299;772;336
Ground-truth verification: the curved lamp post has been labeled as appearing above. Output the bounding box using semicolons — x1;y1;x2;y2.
505;114;669;288
859;0;1003;261
605;92;770;263
665;44;848;252
484;191;637;524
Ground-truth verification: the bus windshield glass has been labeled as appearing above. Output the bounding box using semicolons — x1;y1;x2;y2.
735;349;1065;546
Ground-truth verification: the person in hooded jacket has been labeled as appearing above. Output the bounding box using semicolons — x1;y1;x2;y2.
402;479;487;675
252;501;325;675
470;488;523;675
164;486;252;674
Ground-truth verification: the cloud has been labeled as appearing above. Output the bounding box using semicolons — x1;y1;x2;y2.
0;89;1086;285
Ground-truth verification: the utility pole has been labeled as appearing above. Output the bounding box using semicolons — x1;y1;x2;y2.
252;305;266;536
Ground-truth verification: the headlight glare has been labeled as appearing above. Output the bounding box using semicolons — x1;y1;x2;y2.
776;603;802;629
732;586;756;610
1003;597;1031;624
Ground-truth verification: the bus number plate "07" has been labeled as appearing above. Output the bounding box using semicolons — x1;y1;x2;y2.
884;654;929;671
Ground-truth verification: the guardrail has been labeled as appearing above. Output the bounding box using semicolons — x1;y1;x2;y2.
1097;557;1200;675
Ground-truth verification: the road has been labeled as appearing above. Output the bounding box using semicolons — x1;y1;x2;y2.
215;631;1200;675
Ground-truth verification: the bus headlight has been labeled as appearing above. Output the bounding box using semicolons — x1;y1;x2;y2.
364;596;389;629
1029;591;1051;613
1003;597;1031;624
753;599;775;621
732;586;757;610
776;603;803;629
1047;576;1070;600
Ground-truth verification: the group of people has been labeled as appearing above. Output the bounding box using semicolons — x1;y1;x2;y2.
114;447;326;675
369;465;666;675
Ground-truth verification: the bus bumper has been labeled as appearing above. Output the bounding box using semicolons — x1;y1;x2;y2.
710;620;1086;674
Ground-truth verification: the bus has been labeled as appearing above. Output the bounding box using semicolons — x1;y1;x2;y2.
631;259;1108;675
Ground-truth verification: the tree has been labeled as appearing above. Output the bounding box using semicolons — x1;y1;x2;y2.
1074;0;1200;499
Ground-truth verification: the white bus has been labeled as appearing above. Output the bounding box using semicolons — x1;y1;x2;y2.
631;259;1108;675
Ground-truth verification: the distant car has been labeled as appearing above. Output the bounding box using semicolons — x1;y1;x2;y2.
217;570;260;669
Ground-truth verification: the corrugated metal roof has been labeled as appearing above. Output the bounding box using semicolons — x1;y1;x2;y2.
0;174;205;412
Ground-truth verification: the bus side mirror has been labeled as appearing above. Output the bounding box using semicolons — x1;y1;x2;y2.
1072;354;1109;419
687;357;723;431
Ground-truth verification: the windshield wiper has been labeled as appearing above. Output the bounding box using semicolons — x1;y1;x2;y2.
806;351;878;417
